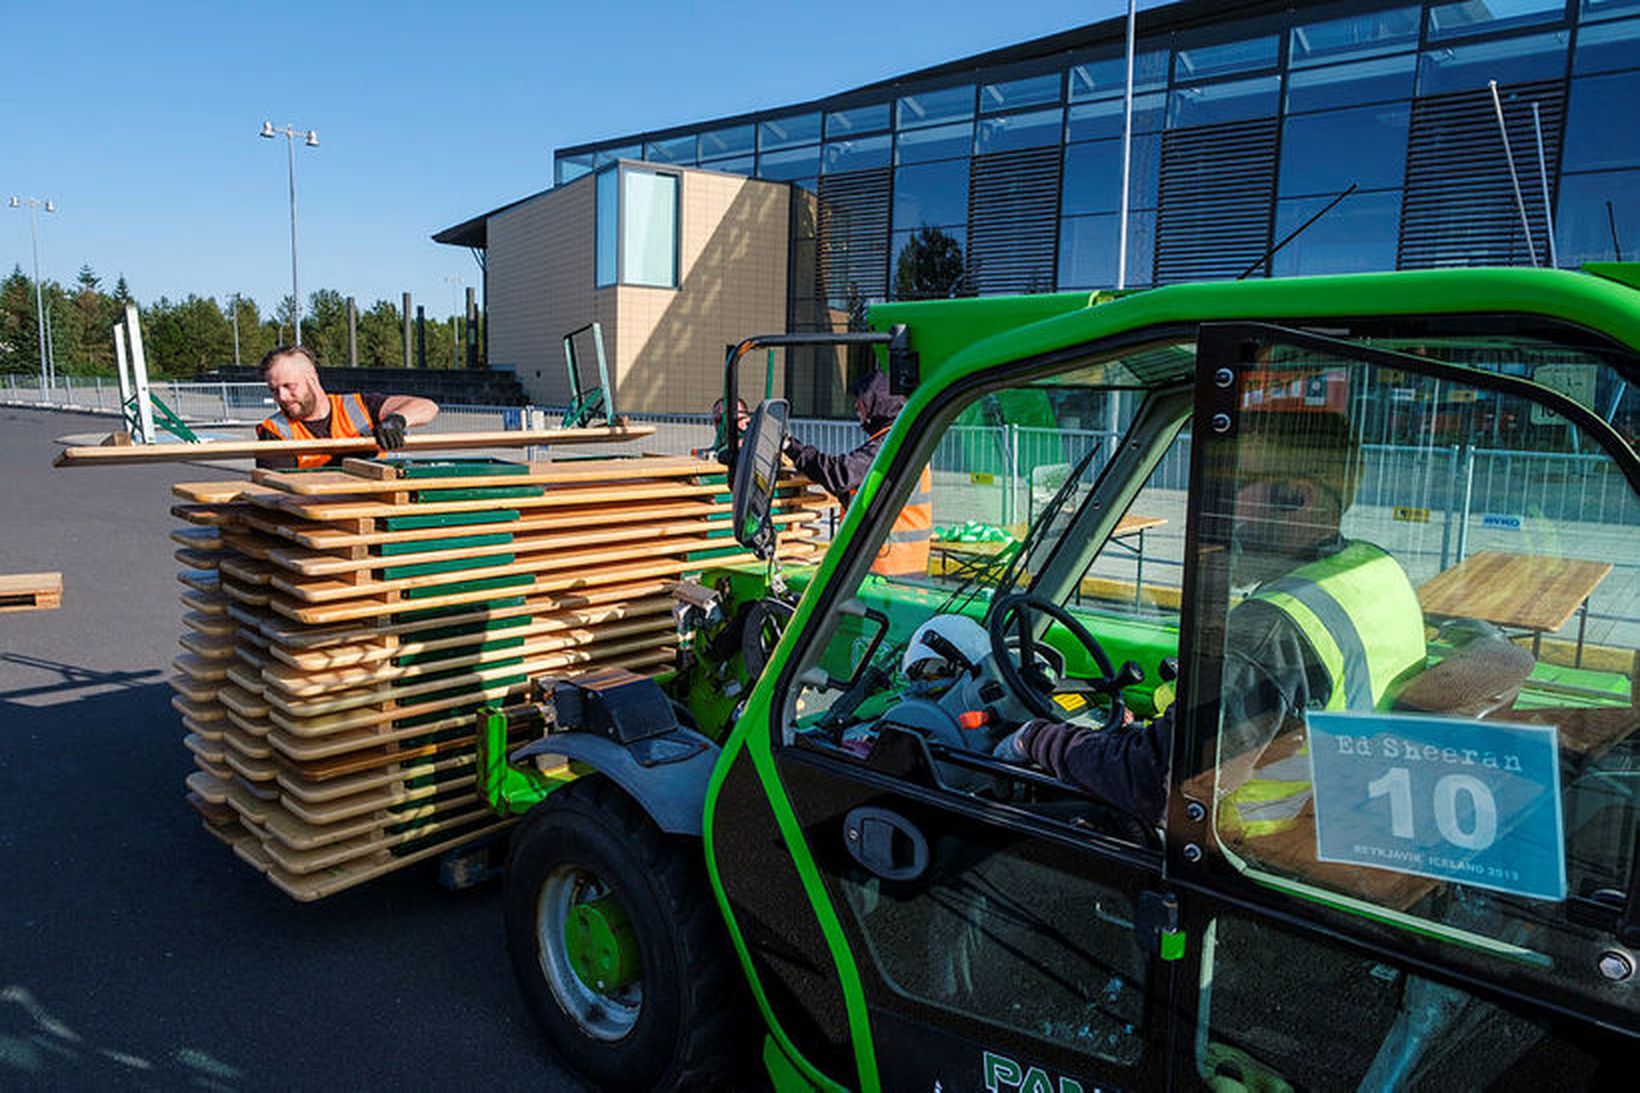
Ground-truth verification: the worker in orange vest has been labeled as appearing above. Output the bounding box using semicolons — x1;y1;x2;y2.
782;368;932;578
255;345;439;469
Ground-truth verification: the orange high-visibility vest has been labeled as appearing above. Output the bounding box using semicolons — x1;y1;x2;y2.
872;463;933;577
260;393;375;469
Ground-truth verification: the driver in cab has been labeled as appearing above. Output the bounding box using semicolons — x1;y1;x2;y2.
991;409;1426;829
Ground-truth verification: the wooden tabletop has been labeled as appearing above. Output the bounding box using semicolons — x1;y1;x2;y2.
1418;551;1613;633
934;513;1167;557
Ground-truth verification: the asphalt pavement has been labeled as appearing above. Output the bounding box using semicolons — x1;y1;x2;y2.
0;408;584;1091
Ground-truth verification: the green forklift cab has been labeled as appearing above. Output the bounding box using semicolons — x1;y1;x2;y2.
498;266;1640;1091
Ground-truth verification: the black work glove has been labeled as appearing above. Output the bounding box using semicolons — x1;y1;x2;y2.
991;719;1041;763
374;412;409;450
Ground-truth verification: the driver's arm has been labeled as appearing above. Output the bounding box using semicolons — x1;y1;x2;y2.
998;711;1172;823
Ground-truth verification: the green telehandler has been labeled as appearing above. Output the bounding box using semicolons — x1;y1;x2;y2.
478;265;1640;1090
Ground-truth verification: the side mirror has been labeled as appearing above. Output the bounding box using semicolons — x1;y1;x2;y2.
732;399;789;559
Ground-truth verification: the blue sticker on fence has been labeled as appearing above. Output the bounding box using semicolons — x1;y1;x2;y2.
1307;712;1566;901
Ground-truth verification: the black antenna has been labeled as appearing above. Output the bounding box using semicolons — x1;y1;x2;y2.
1237;182;1359;281
1608;200;1624;262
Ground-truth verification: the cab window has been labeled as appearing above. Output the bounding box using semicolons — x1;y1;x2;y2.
784;341;1193;794
1193;913;1610;1088
1184;330;1639;1024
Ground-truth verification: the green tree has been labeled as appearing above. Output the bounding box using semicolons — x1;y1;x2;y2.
223;293;271;368
145;294;233;376
301;288;349;365
893;225;972;301
356;298;405;366
0;266;39;375
70;265;117;373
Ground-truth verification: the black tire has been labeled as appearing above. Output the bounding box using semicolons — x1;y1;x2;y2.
503;777;743;1091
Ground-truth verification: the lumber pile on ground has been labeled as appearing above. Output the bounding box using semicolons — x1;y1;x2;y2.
169;453;830;900
0;572;62;613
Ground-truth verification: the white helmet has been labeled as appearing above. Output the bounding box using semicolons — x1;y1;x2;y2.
902;614;991;679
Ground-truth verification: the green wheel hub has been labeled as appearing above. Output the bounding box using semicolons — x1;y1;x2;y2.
565;894;642;992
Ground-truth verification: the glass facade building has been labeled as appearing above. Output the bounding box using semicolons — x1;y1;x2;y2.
546;0;1639;411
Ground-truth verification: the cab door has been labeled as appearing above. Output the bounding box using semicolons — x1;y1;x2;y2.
1163;321;1639;1090
757;733;1174;1092
706;357;1198;1091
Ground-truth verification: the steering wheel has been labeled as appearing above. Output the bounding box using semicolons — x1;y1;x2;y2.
988;592;1123;730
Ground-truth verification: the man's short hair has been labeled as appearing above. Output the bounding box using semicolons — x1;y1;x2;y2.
258;344;318;376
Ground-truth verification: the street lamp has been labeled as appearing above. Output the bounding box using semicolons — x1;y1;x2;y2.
8;195;56;391
259;120;319;346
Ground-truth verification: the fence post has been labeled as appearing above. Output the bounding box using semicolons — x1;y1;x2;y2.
1006;423;1020;528
1438;444;1458;571
220;380;229;422
1455;444;1476;563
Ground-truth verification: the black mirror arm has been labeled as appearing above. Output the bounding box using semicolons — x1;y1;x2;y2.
721;331;898;463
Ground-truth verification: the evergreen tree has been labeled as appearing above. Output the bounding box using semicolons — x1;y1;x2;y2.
145;294;233;376
301;288;349;365
356;298;405;366
0;266;39;375
71;265;116;373
893;226;972;300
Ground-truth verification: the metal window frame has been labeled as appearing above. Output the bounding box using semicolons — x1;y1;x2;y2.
593;162;683;291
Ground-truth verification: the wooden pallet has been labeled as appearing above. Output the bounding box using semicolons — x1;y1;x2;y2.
0;572;62;613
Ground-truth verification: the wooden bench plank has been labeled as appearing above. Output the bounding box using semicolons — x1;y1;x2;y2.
57;425;656;466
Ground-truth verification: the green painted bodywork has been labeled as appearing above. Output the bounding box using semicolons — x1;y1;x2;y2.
699;266;1640;1092
476;706;572;815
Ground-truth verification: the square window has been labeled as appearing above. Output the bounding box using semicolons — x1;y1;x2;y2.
761;113;823;151
1289;6;1421;68
976;108;1063;155
897;85;975;130
981;72;1062;113
826;103;892;138
895;122;974;165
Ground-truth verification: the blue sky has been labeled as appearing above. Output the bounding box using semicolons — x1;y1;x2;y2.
1;0;1150;321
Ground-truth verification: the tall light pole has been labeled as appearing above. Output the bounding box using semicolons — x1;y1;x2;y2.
259;120;319;345
8;195;56;390
228;292;242;366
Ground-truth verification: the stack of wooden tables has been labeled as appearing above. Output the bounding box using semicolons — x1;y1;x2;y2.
168;453;830;900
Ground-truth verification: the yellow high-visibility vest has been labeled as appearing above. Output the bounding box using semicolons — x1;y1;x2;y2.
1221;541;1426;838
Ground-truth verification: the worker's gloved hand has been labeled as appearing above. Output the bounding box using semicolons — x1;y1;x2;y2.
374;413;409;450
992;721;1037;764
